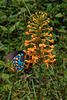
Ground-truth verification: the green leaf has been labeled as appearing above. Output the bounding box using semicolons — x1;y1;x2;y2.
9;22;20;33
9;15;17;22
0;43;7;50
32;79;36;98
0;60;6;67
0;60;10;68
15;22;20;28
24;0;32;2
53;19;59;23
2;84;12;91
2;73;9;79
9;25;15;33
0;25;7;31
46;4;52;11
55;13;63;17
2;0;7;3
58;29;66;33
20;8;26;12
0;15;7;20
0;65;3;69
63;18;67;21
27;95;30;100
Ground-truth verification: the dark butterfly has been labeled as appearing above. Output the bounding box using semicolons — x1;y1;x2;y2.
7;50;32;74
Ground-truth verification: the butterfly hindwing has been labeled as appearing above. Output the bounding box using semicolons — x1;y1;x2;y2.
13;53;25;70
24;63;32;74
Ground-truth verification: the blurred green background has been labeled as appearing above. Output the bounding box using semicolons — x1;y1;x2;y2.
0;0;67;100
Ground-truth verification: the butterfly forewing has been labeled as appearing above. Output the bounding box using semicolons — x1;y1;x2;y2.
7;51;25;60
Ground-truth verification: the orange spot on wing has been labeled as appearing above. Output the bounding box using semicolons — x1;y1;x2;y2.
13;57;15;59
21;66;23;67
10;68;15;71
18;70;21;72
16;64;18;66
23;63;25;65
16;61;18;63
16;58;19;60
18;54;21;57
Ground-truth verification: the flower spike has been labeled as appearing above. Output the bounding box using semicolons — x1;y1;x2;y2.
24;12;56;68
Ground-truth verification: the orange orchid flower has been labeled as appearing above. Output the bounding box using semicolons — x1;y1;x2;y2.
50;27;53;31
25;40;29;43
27;25;36;29
49;45;54;49
48;55;56;58
25;32;30;35
41;22;48;27
28;48;35;52
27;25;31;28
24;43;29;47
39;27;41;30
32;38;36;41
25;60;32;63
39;44;46;47
46;62;49;68
29;29;34;33
10;68;15;71
43;49;53;53
49;34;52;37
48;59;56;63
45;33;48;36
28;21;31;24
24;12;56;69
48;39;54;43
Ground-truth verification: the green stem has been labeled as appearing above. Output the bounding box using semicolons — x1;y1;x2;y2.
8;31;10;51
23;0;31;16
38;65;41;100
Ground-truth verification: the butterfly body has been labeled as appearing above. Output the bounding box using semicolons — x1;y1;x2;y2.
7;51;32;73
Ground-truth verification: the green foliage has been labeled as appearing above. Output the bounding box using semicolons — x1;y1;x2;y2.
0;0;67;100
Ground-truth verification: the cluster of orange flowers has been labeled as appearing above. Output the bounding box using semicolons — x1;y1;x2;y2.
24;12;56;68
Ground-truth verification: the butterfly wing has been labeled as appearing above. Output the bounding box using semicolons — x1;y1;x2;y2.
24;63;32;74
13;53;25;70
7;51;25;60
7;50;32;73
24;54;32;74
